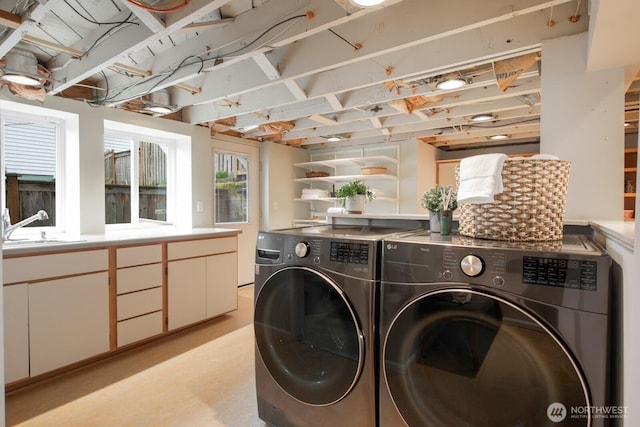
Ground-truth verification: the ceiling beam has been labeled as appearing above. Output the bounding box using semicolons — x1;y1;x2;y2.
0;0;65;58
99;0;387;105
120;1;166;33
47;0;237;94
184;0;585;124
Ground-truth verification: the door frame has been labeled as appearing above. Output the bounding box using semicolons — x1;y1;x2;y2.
211;134;259;286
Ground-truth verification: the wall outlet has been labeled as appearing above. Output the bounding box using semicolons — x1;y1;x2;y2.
196;201;204;213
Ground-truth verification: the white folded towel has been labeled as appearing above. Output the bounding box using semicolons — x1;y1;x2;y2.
457;153;508;204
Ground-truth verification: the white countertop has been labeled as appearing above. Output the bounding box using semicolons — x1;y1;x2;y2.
589;220;635;252
2;227;242;256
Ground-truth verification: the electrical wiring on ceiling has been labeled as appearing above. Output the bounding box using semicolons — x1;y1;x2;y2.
63;0;139;26
96;13;311;106
125;0;191;13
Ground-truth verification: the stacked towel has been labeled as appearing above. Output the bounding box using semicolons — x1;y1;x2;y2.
301;188;330;199
457;153;508;204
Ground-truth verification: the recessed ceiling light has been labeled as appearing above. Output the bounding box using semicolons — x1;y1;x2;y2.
350;0;386;6
624;122;631;127
436;77;466;90
326;136;342;142
146;105;174;115
471;113;495;122
488;134;509;140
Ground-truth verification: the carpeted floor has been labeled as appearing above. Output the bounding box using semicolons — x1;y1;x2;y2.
5;285;267;427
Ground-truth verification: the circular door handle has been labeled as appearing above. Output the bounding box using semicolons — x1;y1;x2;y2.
295;241;310;258
461;254;484;277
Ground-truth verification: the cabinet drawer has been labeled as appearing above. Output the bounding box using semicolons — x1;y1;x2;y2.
117;311;163;347
4;249;108;284
117;264;163;294
116;244;162;268
167;237;236;260
117;287;162;321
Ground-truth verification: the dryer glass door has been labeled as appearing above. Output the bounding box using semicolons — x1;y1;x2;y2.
383;289;590;426
255;266;365;406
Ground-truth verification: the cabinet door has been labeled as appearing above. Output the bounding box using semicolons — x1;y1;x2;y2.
167;257;207;330
3;284;29;383
29;272;110;376
206;252;238;318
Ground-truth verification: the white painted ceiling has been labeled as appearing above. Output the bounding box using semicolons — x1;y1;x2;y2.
0;0;638;150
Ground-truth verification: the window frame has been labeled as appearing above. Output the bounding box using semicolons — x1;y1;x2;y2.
104;125;177;229
0;102;67;236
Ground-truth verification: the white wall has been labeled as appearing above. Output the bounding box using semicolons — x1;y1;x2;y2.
0;92;211;232
541;32;624;222
260;141;308;231
412;141;438;214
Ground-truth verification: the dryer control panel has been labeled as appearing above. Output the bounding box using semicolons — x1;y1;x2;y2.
382;235;611;315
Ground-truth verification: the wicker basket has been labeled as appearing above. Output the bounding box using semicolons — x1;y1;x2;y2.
456;159;571;241
305;171;330;178
361;166;387;175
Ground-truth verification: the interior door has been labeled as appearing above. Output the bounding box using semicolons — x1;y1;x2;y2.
211;135;259;286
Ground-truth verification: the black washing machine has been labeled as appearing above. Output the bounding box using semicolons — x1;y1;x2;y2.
379;232;612;427
254;223;420;427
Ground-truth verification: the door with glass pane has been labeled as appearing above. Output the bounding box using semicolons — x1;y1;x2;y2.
212;137;259;285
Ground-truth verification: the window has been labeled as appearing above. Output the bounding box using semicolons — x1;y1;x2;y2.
1;111;62;231
214;152;249;224
104;131;170;225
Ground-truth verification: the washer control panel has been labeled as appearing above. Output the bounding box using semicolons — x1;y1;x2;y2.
382;235;611;314
460;254;484;277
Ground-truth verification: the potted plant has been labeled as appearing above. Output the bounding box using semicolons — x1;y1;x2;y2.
336;180;375;213
421;185;457;232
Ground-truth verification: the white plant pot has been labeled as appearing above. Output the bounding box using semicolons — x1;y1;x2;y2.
345;195;366;214
429;211;441;232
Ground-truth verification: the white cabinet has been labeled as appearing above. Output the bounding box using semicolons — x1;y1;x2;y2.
3;284;29;383
3;249;110;382
167;257;207;330
293;145;401;222
206;252;238;318
115;244;163;347
167;237;238;331
29;272;110;376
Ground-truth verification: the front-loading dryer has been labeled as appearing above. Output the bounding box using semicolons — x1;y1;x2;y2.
379;232;612;427
254;225;404;427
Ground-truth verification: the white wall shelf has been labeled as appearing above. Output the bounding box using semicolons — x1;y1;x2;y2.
292;145;401;224
294;173;398;184
294;155;398;171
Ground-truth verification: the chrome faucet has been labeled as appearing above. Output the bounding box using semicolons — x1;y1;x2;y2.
2;209;49;241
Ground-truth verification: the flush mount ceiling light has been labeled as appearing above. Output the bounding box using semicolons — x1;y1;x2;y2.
488;134;509;140
326;136;342;142
145;89;176;115
471;113;495;122
1;48;41;86
436;73;467;90
350;0;386;6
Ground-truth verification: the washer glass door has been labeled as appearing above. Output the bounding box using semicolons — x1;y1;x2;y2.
255;266;365;406
384;289;590;426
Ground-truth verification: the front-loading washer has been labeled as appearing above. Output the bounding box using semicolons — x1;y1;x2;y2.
379;232;612;427
254;222;419;427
